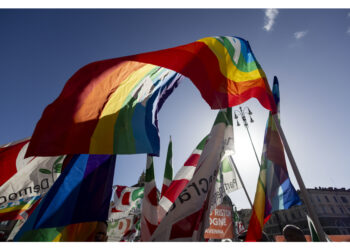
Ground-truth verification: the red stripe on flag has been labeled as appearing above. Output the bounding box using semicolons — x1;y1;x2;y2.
116;185;127;198
111;208;123;213
0;140;28;186
121;192;131;206
160;184;168;197
145;217;158;236
263;214;271;224
0;209;24;221
169;209;203;240
183;154;200;166
245;210;263;242
163;179;189;203
148;187;158;206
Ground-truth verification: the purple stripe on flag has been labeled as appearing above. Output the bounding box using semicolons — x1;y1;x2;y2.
72;155;116;223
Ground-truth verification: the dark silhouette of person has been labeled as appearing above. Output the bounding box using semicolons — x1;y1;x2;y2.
94;221;108;242
283;224;307;242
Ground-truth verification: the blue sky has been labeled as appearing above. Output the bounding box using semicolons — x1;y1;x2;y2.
0;8;349;209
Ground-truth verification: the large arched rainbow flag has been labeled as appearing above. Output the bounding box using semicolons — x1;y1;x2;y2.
26;36;276;157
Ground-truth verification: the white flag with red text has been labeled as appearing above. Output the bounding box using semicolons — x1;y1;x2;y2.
151;108;233;241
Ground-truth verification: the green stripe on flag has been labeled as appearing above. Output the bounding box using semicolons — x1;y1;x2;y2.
18;227;64;241
214;108;233;126
145;156;155;183
307;215;320;242
196;135;209;150
164;139;173;180
221;157;232;173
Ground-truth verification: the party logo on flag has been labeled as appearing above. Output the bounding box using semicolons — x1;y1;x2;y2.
110;186;144;221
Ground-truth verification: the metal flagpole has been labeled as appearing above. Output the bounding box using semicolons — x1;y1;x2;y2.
271;114;327;242
244;125;261;167
234;106;261;169
228;155;253;208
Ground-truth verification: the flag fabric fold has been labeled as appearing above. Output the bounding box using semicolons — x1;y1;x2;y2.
306;214;320;242
27;67;182;157
14;154;116;241
217;155;242;195
0;138;30;186
151;108;233;241
141;155;159;241
26;36;275;158
245;76;301;241
160;137;173;197
157;135;208;222
0;139;65;221
306;214;331;242
109;185;144;221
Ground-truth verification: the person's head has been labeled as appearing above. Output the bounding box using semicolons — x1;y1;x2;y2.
94;221;108;242
283;224;306;242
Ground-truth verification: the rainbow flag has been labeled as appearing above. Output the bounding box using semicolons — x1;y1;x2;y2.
26;36;276;157
14;154;116;241
0;195;41;221
245;77;301;241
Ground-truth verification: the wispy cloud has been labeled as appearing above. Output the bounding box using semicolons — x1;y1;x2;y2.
294;30;308;40
347;27;350;35
263;9;279;32
348;12;350;18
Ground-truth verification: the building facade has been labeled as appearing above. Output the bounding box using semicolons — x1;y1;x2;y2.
238;187;350;240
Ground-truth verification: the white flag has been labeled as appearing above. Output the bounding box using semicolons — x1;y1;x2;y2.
151;108;233;241
0;140;64;205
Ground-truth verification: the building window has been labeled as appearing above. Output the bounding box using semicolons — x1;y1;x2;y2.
339;207;344;214
322;206;327;214
325;196;330;202
316;196;321;202
330;206;336;213
341;196;348;203
291;212;296;219
334;196;338;203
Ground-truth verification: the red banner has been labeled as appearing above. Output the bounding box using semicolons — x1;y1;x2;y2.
204;204;233;239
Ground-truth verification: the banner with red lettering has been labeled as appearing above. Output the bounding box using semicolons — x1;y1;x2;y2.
204;204;233;239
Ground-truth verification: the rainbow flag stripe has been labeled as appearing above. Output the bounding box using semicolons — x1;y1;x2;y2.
245;77;300;241
0;195;41;221
14;154;116;241
26;36;275;157
13;221;98;242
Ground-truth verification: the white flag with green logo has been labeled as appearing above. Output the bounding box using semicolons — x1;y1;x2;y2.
0;152;64;205
218;155;241;194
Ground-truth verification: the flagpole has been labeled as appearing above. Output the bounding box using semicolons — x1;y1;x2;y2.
228;155;253;208
271;114;327;242
234;106;261;168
